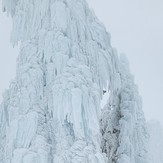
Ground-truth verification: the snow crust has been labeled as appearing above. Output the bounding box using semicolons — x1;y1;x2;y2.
0;0;149;162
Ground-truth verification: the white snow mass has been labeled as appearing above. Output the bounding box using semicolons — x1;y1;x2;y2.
0;0;150;162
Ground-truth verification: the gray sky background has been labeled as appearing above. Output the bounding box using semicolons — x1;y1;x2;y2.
0;1;163;124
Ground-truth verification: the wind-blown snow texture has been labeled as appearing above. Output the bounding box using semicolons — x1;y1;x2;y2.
0;0;149;162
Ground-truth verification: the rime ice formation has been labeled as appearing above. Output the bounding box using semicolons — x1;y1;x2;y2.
0;0;149;163
100;55;149;163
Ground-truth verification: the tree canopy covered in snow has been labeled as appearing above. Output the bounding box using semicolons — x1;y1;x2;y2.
0;0;149;162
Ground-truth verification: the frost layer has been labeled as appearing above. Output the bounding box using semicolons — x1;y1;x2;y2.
0;0;149;163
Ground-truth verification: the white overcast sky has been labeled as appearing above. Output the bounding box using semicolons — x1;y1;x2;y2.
0;0;163;124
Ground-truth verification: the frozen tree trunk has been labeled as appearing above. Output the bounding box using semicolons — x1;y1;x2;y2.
0;0;149;163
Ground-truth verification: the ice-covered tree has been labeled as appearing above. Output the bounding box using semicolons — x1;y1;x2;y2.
100;54;149;163
0;0;149;162
116;55;149;163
